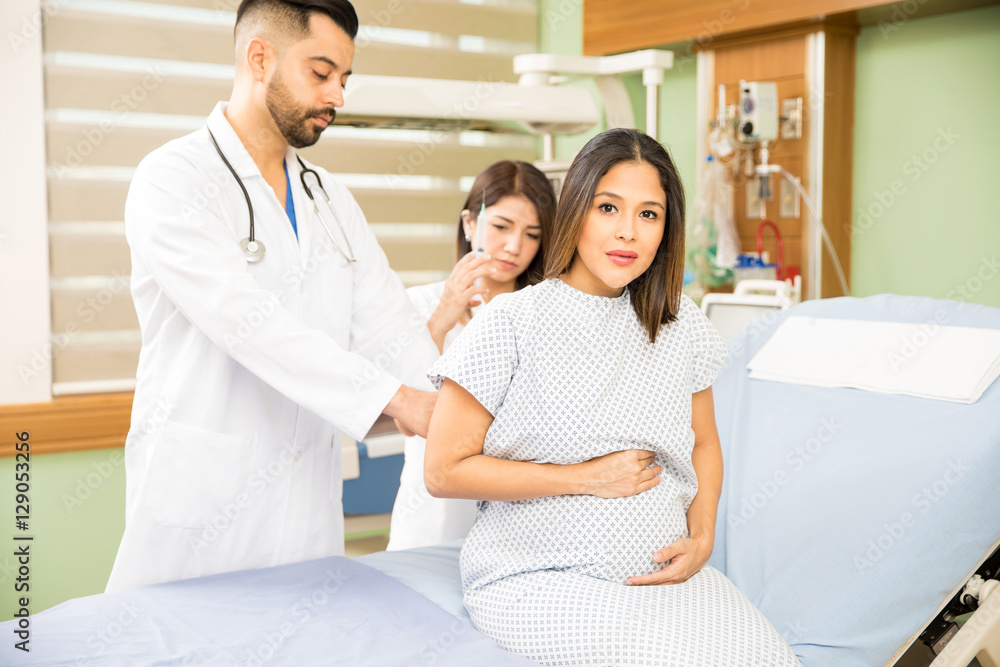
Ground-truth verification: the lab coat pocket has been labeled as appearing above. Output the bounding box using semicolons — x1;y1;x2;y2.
145;421;258;529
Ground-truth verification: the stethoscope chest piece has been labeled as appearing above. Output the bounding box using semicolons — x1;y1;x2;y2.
240;237;266;263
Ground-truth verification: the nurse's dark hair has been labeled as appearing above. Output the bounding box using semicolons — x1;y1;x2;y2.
457;161;556;291
544;128;686;344
235;0;359;41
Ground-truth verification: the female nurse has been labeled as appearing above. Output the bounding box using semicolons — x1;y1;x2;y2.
387;160;553;550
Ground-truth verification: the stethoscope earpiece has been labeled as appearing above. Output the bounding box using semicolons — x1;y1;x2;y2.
240;237;267;263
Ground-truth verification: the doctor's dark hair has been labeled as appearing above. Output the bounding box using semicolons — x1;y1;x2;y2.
544;128;685;344
236;0;359;41
456;161;556;290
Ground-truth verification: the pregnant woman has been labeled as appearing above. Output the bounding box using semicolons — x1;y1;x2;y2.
423;129;800;666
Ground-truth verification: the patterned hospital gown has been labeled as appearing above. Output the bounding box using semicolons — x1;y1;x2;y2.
429;279;800;667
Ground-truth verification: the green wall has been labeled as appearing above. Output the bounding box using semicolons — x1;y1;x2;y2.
852;4;1000;307
0;448;125;621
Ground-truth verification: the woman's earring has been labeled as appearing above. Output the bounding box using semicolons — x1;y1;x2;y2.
465;234;471;242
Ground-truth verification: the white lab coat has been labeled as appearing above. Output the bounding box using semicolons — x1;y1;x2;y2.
387;281;478;551
106;102;439;592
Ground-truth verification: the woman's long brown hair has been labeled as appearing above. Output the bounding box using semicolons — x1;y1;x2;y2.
544;128;686;343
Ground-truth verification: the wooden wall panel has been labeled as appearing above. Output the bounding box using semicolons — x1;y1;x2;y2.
713;35;806;81
583;0;996;55
702;23;855;298
0;393;133;456
820;29;856;297
584;0;880;55
712;34;812;289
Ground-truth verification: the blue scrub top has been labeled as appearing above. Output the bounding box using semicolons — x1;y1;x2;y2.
284;161;297;239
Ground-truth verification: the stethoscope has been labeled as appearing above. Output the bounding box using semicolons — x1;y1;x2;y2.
207;128;357;264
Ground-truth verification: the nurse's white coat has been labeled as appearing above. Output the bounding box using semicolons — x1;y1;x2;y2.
105;103;438;592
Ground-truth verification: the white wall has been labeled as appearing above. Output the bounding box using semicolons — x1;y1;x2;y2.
1;0;53;404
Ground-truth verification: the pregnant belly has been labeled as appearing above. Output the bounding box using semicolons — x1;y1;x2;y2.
464;482;692;588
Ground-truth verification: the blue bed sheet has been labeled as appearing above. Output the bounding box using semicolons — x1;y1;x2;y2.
358;541;471;625
0;554;530;666
708;294;1000;666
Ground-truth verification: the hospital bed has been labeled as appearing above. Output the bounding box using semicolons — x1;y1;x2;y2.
3;293;997;666
704;292;1000;666
0;551;530;666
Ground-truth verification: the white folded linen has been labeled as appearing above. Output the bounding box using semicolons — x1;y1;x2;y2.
746;316;1000;403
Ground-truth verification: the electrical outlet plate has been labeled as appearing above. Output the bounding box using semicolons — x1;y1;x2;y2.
780;176;800;219
746;177;765;220
780;97;803;140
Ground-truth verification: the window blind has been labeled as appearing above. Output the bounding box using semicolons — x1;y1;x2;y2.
42;0;539;394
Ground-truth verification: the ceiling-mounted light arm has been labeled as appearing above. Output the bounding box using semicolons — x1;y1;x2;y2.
642;66;665;141
513;49;674;142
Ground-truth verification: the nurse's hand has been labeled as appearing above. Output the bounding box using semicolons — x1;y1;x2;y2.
580;449;662;498
384;386;437;439
625;535;713;586
428;252;494;353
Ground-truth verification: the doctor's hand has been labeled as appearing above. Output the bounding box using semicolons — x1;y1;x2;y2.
384;386;437;439
625;535;713;587
428;252;495;353
579;449;662;499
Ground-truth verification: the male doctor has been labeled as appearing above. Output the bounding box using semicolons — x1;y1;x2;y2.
106;0;440;591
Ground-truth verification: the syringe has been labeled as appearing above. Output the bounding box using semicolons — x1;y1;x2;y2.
474;200;488;288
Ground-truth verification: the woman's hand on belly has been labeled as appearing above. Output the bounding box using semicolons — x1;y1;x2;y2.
624;535;713;586
578;449;662;499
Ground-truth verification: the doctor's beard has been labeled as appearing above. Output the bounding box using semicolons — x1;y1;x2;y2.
265;70;337;149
